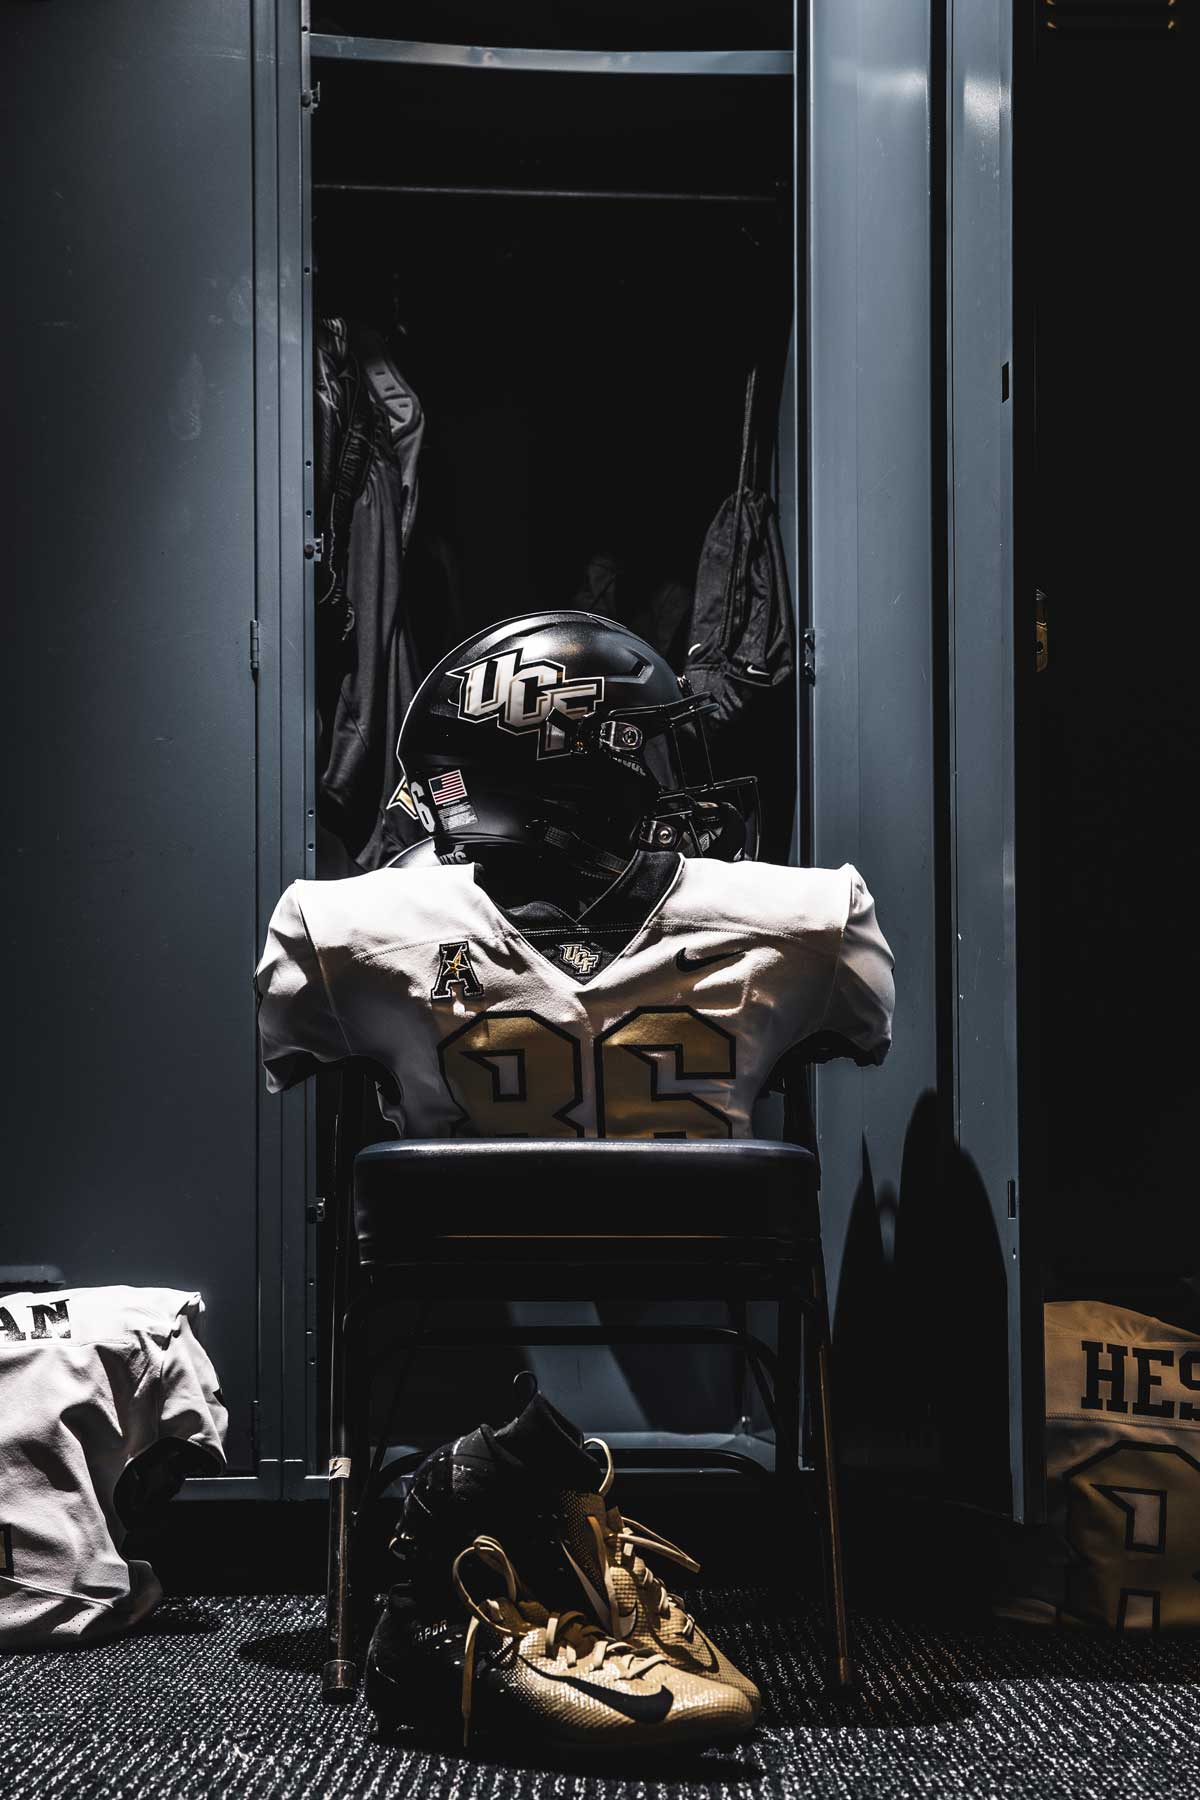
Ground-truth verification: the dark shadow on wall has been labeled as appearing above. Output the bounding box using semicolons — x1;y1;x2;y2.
830;1139;893;1473
833;1092;1011;1514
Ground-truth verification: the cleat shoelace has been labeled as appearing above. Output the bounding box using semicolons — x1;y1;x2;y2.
451;1534;666;1746
583;1437;703;1642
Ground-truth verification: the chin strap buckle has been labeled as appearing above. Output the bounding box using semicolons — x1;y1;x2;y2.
598;720;644;754
639;816;682;850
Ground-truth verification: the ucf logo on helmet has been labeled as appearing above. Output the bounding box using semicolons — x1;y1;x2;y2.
449;649;604;758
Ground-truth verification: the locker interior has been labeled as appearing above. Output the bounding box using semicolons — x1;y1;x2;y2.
303;28;800;1468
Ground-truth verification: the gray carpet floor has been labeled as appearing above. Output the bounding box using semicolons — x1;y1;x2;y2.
3;1589;1200;1799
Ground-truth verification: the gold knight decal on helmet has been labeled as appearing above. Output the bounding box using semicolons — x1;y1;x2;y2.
387;770;419;819
431;941;485;1002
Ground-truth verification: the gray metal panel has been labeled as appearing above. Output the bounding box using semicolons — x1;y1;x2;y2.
1;3;264;1477
947;0;1023;1511
270;0;321;1494
777;321;803;869
310;35;792;75
250;0;297;1500
807;0;937;1311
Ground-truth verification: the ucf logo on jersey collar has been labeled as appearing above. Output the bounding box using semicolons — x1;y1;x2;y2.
431;941;484;1001
557;941;603;977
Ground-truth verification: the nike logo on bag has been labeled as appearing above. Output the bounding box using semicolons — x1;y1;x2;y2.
546;1672;673;1723
675;948;738;974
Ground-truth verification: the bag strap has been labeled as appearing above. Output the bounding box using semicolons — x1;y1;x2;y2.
718;366;759;642
736;364;759;501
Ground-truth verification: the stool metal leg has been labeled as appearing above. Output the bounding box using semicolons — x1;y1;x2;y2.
808;1259;853;1690
324;1298;357;1700
324;1067;366;1701
774;1289;804;1491
347;1294;376;1654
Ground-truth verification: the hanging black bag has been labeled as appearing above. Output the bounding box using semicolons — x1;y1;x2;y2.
682;368;797;857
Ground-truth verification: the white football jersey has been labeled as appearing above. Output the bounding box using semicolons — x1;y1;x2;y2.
0;1287;227;1647
256;854;893;1138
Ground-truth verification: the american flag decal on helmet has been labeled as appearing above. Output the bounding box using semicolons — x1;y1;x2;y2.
430;769;468;807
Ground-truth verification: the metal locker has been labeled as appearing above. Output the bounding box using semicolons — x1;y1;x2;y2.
1;0;274;1491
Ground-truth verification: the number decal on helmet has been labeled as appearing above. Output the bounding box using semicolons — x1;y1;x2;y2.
386;759;436;833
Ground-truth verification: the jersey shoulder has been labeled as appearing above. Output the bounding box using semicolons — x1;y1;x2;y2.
285;865;483;956
0;1285;203;1350
667;858;856;945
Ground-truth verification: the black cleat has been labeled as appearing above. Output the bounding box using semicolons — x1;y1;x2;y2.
397;1389;604;1620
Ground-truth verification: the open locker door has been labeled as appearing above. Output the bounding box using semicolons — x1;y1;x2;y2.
1;0;272;1489
808;0;1034;1518
946;0;1039;1521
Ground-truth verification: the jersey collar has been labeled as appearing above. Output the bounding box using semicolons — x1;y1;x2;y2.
477;850;683;983
576;850;682;940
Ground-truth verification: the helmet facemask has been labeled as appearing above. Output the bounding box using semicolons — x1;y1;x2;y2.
543;691;760;864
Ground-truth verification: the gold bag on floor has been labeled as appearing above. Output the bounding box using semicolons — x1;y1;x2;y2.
1000;1301;1200;1630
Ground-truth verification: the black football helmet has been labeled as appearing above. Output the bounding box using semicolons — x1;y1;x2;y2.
390;611;758;875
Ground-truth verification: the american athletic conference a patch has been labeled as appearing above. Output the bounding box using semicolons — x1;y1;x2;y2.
431;941;484;1002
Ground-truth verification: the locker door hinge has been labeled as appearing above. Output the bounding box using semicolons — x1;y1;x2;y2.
249;618;260;678
250;1399;261;1465
304;533;325;563
301;81;321;112
801;628;816;684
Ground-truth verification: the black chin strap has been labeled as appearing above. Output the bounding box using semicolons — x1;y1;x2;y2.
534;822;630;881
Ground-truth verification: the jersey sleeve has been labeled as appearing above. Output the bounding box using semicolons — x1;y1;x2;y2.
824;866;894;1063
115;1294;228;1528
153;1298;228;1466
789;865;895;1066
255;883;353;1091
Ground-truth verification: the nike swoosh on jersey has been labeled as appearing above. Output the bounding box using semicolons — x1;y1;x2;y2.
675;948;739;973
561;1544;635;1638
541;1670;674;1723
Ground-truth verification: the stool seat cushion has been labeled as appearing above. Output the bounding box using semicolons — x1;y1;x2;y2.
353;1137;817;1267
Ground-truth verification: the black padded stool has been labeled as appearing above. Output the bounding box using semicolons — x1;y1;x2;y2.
323;1127;852;1700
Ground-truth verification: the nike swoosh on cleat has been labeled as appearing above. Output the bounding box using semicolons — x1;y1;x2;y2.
675;948;738;973
545;1672;673;1723
561;1543;634;1634
655;1626;718;1673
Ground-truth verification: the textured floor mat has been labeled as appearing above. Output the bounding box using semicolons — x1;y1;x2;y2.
3;1589;1200;1798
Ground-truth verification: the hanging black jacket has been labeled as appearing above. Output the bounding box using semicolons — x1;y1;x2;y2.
682;369;797;859
314;319;426;869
